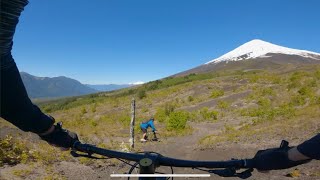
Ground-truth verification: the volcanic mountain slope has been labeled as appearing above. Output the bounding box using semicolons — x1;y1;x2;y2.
177;39;320;76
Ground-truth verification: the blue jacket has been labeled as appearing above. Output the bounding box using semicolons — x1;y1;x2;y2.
140;119;156;132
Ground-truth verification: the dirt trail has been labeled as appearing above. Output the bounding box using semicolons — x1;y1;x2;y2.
1;122;320;180
139;122;221;158
137;122;320;180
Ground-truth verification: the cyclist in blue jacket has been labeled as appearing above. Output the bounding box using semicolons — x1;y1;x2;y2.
140;117;156;142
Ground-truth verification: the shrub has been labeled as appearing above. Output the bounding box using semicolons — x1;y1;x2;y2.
257;97;271;107
128;89;135;95
241;103;294;121
0;136;34;166
118;114;130;125
138;90;147;99
155;108;168;123
43;106;52;113
147;80;162;90
188;111;197;121
312;96;320;105
141;107;149;113
298;86;313;97
315;70;320;79
164;102;176;116
287;169;301;178
166;111;189;131
199;107;218;120
210;89;224;98
290;71;308;82
308;79;317;87
287;81;301;90
188;96;194;102
81;107;87;114
287;72;308;89
217;100;230;109
224;124;236;133
12;169;32;178
261;87;274;96
289;86;315;106
249;75;259;83
89;119;98;127
270;75;282;84
91;103;97;113
290;95;306;106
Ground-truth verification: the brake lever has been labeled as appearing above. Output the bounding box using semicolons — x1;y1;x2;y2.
236;168;254;179
209;168;253;179
208;167;236;177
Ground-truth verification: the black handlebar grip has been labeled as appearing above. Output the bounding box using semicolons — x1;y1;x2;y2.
243;159;255;168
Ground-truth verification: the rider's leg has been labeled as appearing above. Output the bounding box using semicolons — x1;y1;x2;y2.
141;128;147;140
1;0;54;133
143;132;147;140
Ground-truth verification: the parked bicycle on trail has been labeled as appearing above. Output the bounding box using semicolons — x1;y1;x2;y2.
140;117;157;142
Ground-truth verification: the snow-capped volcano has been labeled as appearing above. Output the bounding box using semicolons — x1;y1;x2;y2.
206;39;320;64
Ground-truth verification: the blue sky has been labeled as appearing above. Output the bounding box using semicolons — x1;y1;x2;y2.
13;0;320;84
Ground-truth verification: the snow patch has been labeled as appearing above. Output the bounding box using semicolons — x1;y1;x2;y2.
130;81;144;85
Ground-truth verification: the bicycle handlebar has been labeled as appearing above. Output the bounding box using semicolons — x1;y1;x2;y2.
73;141;255;169
70;136;295;179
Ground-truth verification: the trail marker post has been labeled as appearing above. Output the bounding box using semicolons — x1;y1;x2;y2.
130;98;135;148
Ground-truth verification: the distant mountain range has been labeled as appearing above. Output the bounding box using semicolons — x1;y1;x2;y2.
20;72;132;99
20;72;97;98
